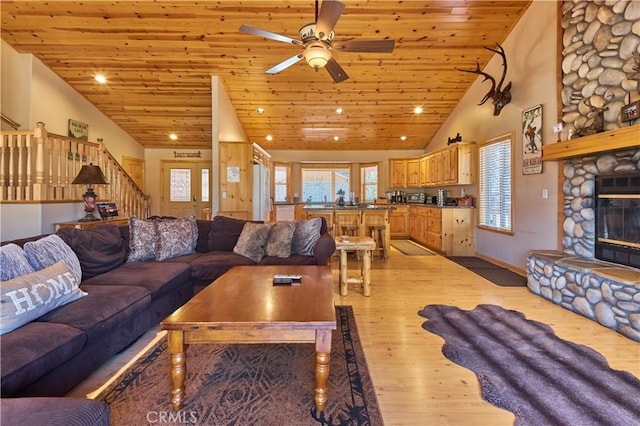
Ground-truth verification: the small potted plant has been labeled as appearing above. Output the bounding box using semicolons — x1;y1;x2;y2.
336;189;346;206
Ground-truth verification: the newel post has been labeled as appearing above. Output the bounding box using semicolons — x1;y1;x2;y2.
33;121;47;201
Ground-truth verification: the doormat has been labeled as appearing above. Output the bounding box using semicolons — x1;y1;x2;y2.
390;240;435;256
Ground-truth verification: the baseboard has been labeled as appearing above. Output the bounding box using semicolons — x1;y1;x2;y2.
474;252;526;277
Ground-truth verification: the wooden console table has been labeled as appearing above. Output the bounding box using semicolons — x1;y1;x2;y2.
54;217;129;231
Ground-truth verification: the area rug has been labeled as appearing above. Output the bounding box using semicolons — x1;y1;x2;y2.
447;256;526;287
390;239;435;256
418;304;640;426
97;306;382;426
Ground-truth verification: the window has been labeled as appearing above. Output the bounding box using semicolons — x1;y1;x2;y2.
360;163;379;203
274;164;291;202
301;166;350;203
478;133;514;234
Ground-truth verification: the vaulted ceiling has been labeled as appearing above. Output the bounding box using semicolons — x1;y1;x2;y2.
1;1;531;151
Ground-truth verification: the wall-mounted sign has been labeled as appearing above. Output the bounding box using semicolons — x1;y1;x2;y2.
227;166;240;183
68;119;89;141
173;151;202;158
522;104;543;175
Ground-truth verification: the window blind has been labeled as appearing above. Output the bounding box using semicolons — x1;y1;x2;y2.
478;137;512;232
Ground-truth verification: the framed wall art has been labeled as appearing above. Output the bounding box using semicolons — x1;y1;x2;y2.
522;104;543;175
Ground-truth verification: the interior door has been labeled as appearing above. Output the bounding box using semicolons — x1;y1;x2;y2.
161;161;211;219
122;156;145;191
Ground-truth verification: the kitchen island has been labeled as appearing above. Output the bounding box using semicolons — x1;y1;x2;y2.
304;205;394;259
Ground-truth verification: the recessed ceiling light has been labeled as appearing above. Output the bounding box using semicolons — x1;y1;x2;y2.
265;135;273;141
256;107;265;114
413;106;423;115
94;74;107;84
400;135;407;141
333;136;340;141
169;133;178;140
335;107;343;114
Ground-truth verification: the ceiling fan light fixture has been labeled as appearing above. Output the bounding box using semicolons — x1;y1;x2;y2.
304;43;332;70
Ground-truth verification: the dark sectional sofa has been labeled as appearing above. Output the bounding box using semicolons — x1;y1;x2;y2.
0;215;335;422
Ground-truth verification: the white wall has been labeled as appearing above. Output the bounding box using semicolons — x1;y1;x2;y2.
1;40;32;129
428;0;559;269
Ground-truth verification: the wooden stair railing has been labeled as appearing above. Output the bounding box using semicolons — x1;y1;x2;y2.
1;122;150;218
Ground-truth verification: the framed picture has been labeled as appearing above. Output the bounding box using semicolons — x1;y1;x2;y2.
522;104;543;175
97;202;119;219
620;101;639;122
68;119;89;140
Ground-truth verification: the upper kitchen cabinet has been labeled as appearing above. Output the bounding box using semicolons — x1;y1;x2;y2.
389;159;407;188
426;143;475;187
406;158;421;187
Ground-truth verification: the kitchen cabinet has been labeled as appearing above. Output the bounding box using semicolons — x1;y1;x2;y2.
389;205;409;238
406;159;421;187
419;156;429;186
421;143;475;187
408;206;475;256
389;159;407;188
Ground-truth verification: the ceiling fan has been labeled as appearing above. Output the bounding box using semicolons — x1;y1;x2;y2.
239;0;395;83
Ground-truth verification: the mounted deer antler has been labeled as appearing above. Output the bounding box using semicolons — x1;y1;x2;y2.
458;43;512;116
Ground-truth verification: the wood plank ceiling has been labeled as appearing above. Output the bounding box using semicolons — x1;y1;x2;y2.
1;1;531;151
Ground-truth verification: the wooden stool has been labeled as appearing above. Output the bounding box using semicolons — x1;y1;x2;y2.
368;225;387;260
340;224;359;236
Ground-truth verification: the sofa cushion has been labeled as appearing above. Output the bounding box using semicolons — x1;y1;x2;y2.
23;235;82;283
36;284;151;343
259;254;319;266
265;221;296;258
233;222;272;262
291;218;322;256
155;215;197;261
188;251;255;284
81;261;191;301
0;397;110;426
56;225;127;280
208;216;262;251
127;217;158;262
0;262;87;335
0;243;35;281
0;321;87;397
195;220;212;253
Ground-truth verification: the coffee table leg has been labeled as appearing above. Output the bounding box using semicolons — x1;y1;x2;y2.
314;329;333;413
339;249;348;296
167;330;186;411
363;249;371;296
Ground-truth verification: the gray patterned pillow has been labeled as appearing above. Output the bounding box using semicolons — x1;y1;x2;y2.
127;216;158;262
156;215;198;261
0;261;86;335
0;244;35;281
233;222;272;262
291;218;322;256
265;221;296;258
23;234;82;283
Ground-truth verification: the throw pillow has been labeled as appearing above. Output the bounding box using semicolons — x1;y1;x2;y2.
155;215;198;261
0;261;87;335
0;244;35;281
209;216;258;252
127;216;158;262
291;218;322;256
23;235;82;283
56;225;127;280
265;221;296;258
233;222;272;262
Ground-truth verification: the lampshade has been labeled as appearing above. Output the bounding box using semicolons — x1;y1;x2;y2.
72;163;108;186
304;43;332;70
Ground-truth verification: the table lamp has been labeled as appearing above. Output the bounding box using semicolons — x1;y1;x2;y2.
72;163;108;221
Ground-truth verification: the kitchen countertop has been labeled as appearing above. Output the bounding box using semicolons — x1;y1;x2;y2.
303;204;396;210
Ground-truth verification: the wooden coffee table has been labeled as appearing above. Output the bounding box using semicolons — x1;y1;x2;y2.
160;265;336;413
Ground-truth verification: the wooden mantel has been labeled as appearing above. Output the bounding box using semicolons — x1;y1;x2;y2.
542;125;639;161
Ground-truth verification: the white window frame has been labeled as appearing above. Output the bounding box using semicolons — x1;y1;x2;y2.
359;163;379;203
273;163;291;203
478;132;514;235
301;165;350;203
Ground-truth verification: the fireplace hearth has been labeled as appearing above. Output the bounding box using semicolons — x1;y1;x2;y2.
595;173;640;269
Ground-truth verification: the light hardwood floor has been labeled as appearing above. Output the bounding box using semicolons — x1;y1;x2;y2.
70;247;640;425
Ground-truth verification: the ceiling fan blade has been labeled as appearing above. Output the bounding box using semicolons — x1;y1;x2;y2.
316;0;345;40
325;58;349;83
266;54;304;74
334;39;395;53
239;24;302;45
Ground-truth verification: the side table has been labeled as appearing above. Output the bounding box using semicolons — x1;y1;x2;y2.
334;236;376;297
